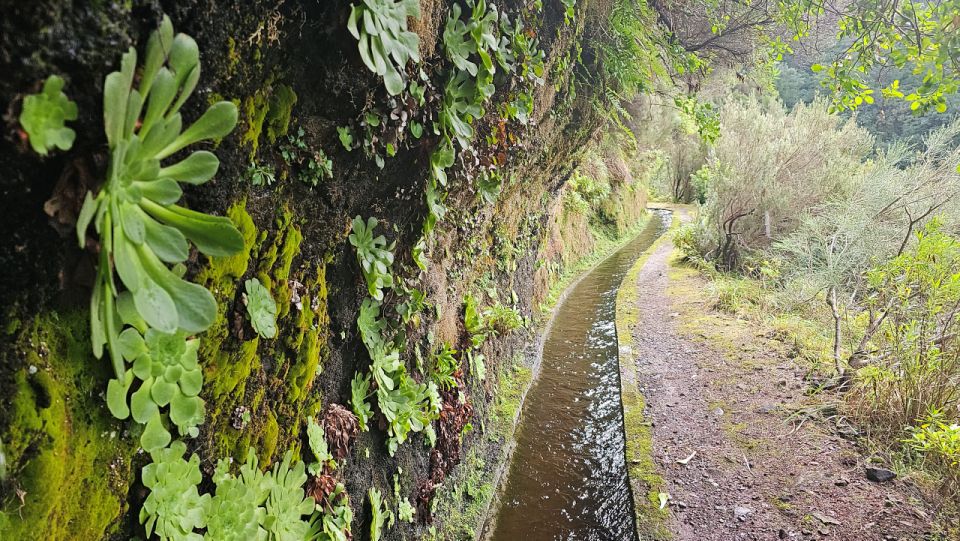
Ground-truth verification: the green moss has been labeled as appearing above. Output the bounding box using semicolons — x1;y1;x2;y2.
266;84;297;144
241;91;270;160
226;37;241;75
285;264;329;403
1;312;135;540
258;410;280;463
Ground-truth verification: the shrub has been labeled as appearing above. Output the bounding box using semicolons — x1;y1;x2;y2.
906;409;960;494
852;221;960;434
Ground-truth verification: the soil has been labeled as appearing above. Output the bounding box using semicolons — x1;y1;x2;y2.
620;211;937;540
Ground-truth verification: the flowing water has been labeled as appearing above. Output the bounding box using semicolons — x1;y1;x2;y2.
489;211;672;541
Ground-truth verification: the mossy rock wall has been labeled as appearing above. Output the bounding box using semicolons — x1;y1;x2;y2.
0;1;645;539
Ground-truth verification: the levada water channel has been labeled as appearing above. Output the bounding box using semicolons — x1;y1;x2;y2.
489;210;672;541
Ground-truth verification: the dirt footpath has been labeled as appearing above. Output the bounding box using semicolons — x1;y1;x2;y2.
619;226;936;540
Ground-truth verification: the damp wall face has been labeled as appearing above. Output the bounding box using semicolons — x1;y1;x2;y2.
0;1;647;539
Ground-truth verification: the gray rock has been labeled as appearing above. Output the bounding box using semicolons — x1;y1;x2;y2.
865;467;896;483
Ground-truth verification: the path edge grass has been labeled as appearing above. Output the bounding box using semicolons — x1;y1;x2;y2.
615;203;689;540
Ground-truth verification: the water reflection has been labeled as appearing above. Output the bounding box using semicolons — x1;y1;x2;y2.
490;211;671;541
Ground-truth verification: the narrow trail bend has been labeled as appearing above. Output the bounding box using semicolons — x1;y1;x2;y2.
620;211;934;541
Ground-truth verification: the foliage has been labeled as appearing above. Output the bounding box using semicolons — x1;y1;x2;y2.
694;97;872;269
476;170;502;204
206;450;270;541
467;350;486;381
281;127;333;186
306;416;335;475
674;95;720;144
431;342;459;390
76;15;243;382
854;221;960;428
347;0;421;95
781;0;960;113
106;328;205;451
906;409;960;491
140;441;209;540
19;75;77;155
351;216;440;455
483;303;523;334
350;372;374;432
348;216;396;302
368;487;394;541
263;451;315;541
245;278;278;339
463;293;487;348
396;285;427;324
307;483;353;541
393;471;415;523
248;161;277;186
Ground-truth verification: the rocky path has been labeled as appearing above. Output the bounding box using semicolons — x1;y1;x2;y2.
620;215;936;540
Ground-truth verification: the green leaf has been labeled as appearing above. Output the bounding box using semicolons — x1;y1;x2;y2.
131;378;159;423
106;373;133;419
810;63;823;72
151;378;178;407
169;393;202;428
142;201;244;257
118;328;147;361
245;278;278;339
140;412;172;452
132;277;180;334
158;101;238;160
158;151;220;184
76;192;100;247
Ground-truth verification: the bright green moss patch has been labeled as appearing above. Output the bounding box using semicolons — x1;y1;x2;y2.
241;91;270;159
266;84;297;144
1;312;135;540
285;263;329;403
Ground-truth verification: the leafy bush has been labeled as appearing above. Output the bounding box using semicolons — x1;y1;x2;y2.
672;218;714;263
245;278;278;339
853;221;960;430
484;302;523;334
19;75;77;155
698;97;872;269
347;0;421;95
906;410;960;493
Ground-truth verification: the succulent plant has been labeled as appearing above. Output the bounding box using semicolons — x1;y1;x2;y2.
347;0;421;95
19;75;78;155
106;328;205;451
205;449;271;541
263;451;315;541
140;440;210;540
